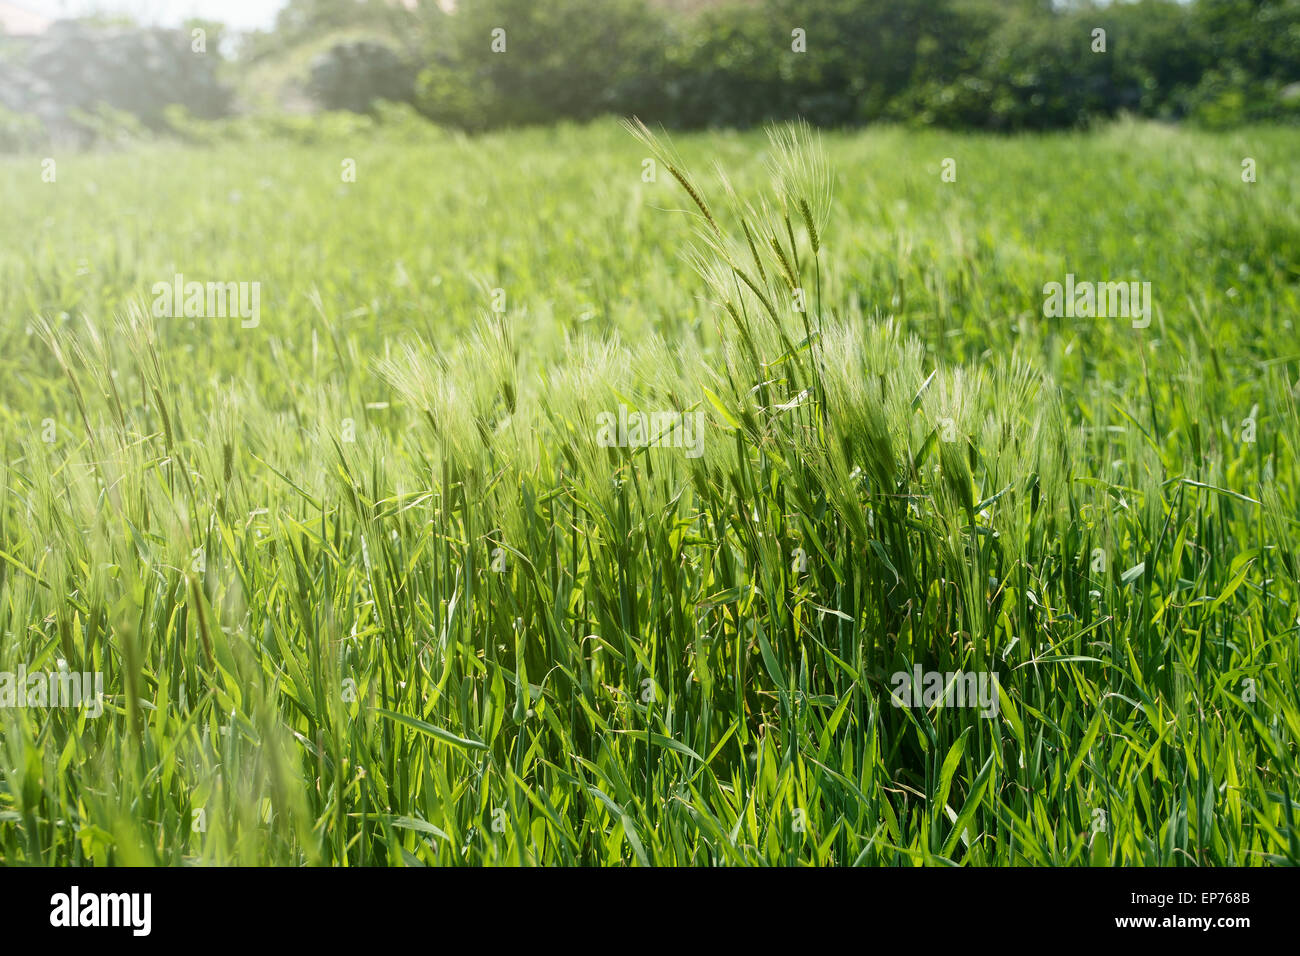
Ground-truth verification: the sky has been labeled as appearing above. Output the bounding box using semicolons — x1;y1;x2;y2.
16;0;290;31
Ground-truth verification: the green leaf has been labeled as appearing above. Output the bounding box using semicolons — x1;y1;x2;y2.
376;709;487;750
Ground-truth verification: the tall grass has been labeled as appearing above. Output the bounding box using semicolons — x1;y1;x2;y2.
1;119;1298;864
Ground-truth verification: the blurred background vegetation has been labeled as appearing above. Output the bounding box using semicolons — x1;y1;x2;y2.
1;0;1299;150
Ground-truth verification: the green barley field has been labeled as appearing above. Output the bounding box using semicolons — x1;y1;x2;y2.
1;118;1299;865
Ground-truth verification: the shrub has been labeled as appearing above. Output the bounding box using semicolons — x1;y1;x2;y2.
415;0;670;130
0;20;232;148
308;39;417;113
20;22;232;127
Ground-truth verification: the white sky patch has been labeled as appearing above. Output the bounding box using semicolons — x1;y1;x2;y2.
15;0;289;31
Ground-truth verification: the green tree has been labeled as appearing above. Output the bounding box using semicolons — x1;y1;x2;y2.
416;0;670;129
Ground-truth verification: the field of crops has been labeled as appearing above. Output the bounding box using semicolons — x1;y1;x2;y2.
1;118;1298;865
